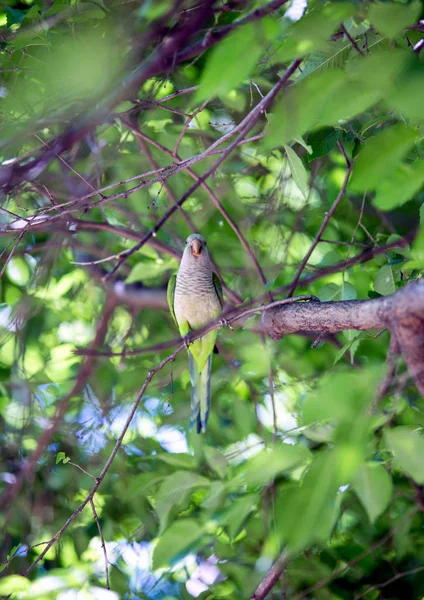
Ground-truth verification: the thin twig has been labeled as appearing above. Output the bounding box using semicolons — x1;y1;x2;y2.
341;24;365;56
23;346;182;576
69;462;97;480
104;59;302;280
90;498;110;589
122;123;271;294
286;162;353;298
354;565;424;599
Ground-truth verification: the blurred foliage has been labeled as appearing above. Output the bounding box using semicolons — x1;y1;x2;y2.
0;0;424;598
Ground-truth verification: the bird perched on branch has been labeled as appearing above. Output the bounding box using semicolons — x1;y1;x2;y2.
167;233;223;433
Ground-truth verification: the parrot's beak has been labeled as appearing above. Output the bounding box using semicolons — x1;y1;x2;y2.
191;239;202;256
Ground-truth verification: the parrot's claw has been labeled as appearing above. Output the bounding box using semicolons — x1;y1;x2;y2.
219;317;234;331
183;335;191;349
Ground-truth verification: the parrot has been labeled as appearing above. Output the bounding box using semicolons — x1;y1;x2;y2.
167;233;223;433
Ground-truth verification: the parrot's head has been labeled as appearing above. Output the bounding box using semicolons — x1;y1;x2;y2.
184;233;210;264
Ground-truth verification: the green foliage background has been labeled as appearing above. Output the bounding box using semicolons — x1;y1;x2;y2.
0;0;424;598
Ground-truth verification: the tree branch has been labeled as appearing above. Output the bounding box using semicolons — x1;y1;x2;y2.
262;278;424;395
251;552;289;600
103;59;302;280
0;0;289;193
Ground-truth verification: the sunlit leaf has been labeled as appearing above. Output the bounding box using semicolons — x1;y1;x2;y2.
350;124;417;192
368;1;421;38
374;161;424;210
276;449;350;553
284;145;308;199
154;471;210;532
0;575;30;594
353;463;392;523
205;446;229;479
152;519;206;569
196;21;278;102
374;265;396;296
384;427;424;484
243;444;311;487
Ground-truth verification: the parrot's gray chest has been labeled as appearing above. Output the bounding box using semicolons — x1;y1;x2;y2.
174;264;221;329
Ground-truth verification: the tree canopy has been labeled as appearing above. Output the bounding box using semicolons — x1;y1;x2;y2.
0;0;424;598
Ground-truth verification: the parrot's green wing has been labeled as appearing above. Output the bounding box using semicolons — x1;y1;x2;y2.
167;274;178;327
212;272;224;308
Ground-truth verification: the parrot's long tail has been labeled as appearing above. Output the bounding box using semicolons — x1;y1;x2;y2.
189;352;212;434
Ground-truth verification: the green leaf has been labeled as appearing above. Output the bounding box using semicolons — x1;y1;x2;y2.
205;446;229;479
196;21;275;102
294;137;312;154
243;444;311;487
350;124;417;192
220;494;260;540
374;265;395;296
126;257;176;283
154;471;210;532
302;368;382;441
333;333;363;365
318;283;340;302
348;48;409;96
201;481;227;512
155;453;197;470
284;145;308;199
374;161;424;211
56;451;70;464
5;6;27;27
6;257;30;286
341;281;357;301
389;71;424;120
0;575;30;594
307;127;340;162
152;519;205;569
23;5;41;21
353;463;392;523
384;427;424;484
393;506;416;560
264;71;378;149
318;251;343;267
276;449;351;553
411;205;424;266
296;39;353;81
368;1;421;39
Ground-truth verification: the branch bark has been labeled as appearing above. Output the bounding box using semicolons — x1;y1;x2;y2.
261;278;424;395
251;553;289;600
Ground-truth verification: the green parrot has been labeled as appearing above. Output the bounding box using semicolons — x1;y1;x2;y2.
167;233;223;433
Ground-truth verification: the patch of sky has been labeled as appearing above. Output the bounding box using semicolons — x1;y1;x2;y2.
225;433;265;466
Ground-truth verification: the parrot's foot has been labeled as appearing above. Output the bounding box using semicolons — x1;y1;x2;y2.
183;334;191;349
219;317;234;331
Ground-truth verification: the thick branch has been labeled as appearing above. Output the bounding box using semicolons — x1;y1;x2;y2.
262;278;424;395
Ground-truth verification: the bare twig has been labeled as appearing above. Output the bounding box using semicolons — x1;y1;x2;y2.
0;0;289;193
23;346;182;576
104;59;302;280
354;565;424;599
122;123;271;293
90;499;110;589
286;162;353;297
341;24;365;56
